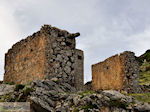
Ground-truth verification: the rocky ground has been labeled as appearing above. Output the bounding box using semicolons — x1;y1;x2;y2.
0;79;150;112
0;50;150;112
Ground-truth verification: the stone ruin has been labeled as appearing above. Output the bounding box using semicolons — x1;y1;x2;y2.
3;24;142;93
92;51;141;93
4;25;84;90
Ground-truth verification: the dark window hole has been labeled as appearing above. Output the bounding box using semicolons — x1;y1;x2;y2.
78;56;82;60
66;42;72;46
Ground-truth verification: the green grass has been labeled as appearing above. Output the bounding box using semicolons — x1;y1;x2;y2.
139;61;150;85
23;86;34;96
0;107;8;112
78;91;95;98
139;71;150;85
72;108;79;112
142;51;150;62
129;93;150;103
109;100;129;109
4;82;15;85
0;94;15;102
80;104;98;112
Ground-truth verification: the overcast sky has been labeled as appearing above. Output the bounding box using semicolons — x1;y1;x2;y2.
0;0;150;82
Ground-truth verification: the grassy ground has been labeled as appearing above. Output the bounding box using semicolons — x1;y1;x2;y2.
132;53;150;104
129;93;150;103
139;71;150;85
139;62;150;85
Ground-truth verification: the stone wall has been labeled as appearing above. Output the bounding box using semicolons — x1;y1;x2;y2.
74;49;84;90
4;33;46;84
4;25;84;90
92;51;141;93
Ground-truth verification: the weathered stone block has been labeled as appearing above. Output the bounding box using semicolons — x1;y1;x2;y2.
92;51;140;93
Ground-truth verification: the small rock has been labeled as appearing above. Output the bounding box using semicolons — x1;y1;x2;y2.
52;43;57;48
66;61;72;67
102;90;126;100
134;103;150;111
0;84;15;96
66;51;72;56
51;78;59;82
61;42;66;45
64;66;71;74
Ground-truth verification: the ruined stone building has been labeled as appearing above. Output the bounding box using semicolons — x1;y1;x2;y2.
4;25;84;90
92;51;141;93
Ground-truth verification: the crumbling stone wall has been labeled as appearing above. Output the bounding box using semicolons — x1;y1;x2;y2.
74;49;84;90
4;33;46;84
4;25;84;90
92;51;141;93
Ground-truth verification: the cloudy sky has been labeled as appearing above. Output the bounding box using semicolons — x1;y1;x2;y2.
0;0;150;82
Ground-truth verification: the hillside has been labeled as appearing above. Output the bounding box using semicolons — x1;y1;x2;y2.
137;50;150;85
0;80;150;112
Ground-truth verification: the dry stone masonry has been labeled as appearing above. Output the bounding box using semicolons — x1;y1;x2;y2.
4;25;84;90
3;24;144;93
92;51;141;93
2;24;150;112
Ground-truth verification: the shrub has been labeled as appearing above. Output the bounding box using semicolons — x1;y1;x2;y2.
109;99;129;109
23;86;34;96
80;103;98;111
4;82;15;85
15;84;25;91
